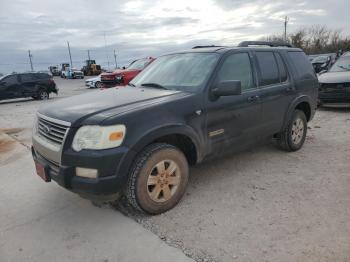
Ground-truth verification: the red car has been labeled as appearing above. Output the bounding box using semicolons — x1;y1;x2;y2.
101;57;155;88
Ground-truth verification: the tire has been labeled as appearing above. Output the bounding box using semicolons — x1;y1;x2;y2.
38;90;49;100
278;109;307;152
126;143;189;215
95;81;102;88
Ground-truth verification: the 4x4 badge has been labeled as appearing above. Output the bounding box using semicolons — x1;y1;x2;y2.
209;129;224;137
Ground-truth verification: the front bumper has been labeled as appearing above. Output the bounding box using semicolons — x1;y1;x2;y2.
31;145;135;197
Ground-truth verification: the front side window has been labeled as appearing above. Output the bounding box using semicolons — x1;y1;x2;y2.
256;52;280;86
217;52;254;91
131;53;219;92
2;75;18;85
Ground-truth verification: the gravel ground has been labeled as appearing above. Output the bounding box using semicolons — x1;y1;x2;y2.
1;77;350;262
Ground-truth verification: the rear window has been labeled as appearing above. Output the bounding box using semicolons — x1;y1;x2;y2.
256;52;280;86
35;73;50;79
288;51;315;80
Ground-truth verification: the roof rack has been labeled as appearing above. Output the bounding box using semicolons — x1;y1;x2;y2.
192;45;225;49
238;41;294;48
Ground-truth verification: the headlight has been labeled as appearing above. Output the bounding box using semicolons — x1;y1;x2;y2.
72;125;126;151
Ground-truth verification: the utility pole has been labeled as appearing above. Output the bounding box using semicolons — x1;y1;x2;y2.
67;41;73;68
104;32;110;70
113;49;117;69
28;50;34;71
284;16;289;42
87;50;91;61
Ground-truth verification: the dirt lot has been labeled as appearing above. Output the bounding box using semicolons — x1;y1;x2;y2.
1;77;349;262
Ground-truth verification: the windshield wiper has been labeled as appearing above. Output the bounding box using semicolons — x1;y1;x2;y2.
141;83;168;90
128;82;136;87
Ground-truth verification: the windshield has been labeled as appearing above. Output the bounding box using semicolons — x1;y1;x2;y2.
329;57;350;72
130;53;219;92
127;59;151;70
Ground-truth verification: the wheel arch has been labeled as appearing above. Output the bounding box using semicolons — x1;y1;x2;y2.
129;124;202;166
283;96;313;129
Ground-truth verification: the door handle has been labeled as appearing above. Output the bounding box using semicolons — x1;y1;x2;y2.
247;95;260;102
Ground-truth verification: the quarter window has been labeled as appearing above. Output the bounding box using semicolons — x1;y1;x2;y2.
275;53;288;82
256;52;280;86
217;53;254;91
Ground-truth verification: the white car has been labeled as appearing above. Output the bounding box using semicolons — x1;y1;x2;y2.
85;74;102;88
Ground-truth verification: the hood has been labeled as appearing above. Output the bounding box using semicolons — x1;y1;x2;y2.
318;71;350;84
102;69;139;76
38;87;191;126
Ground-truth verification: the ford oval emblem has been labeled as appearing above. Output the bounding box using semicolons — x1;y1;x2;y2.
42;124;51;134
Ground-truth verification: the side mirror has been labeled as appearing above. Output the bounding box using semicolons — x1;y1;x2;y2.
122;66;126;70
212;80;242;97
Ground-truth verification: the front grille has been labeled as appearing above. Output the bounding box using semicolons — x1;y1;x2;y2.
37;116;69;145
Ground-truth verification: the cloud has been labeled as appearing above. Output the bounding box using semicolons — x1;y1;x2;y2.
0;0;348;73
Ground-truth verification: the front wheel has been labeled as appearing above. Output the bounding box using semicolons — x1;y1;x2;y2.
95;81;102;88
277;109;307;152
125;143;189;214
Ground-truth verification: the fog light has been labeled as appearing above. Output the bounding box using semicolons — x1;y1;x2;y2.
75;167;98;179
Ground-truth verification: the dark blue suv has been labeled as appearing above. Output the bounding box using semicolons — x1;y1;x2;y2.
32;41;318;214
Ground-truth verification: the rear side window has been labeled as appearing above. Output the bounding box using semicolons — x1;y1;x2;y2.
217;52;254;91
288;51;315;80
256;52;279;86
275;53;288;82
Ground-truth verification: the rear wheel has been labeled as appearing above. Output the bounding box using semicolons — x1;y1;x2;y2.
126;143;189;214
277;109;307;152
38;90;49;100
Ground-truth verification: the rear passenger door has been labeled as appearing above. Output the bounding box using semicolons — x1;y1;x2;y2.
254;51;295;137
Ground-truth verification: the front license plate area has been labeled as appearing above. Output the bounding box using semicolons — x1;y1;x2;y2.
35;161;51;182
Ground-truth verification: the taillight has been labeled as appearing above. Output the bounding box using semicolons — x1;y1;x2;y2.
49;78;55;84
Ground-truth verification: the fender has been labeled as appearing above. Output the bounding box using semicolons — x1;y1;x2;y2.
113;124;202;186
129;124;202;160
282;95;312;130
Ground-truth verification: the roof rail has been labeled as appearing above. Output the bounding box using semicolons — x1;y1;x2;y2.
192;45;225;49
238;41;294;48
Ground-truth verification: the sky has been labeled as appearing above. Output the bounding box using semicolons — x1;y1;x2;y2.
0;0;349;74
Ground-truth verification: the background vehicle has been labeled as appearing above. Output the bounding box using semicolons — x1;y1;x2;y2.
82;60;102;76
310;53;336;73
61;68;84;79
0;72;58;101
48;66;60;76
59;63;70;77
318;52;350;106
85;74;102;88
32;41;318;214
100;57;155;88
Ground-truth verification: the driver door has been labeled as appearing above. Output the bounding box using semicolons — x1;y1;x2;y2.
205;52;263;155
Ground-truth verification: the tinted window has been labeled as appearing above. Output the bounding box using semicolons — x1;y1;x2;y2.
37;73;50;79
288;51;315;80
21;74;35;82
217;53;254;91
256;52;279;86
275;53;288;82
2;75;18;85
